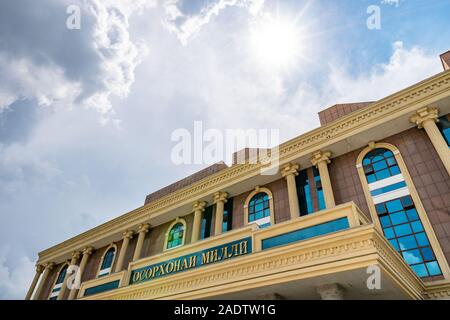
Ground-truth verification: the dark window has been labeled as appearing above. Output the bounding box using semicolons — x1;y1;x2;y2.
201;205;213;240
296;167;325;216
248;192;271;227
222;198;233;233
437;114;450;147
100;247;115;271
167;222;184;249
376;195;442;278
313;167;326;210
56;265;68;285
362;148;401;183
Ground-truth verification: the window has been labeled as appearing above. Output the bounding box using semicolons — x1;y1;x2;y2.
437;114;450;147
295;167;325;216
98;246;116;277
360;146;443;278
376;196;441;277
222;198;233;233
49;264;68;300
313;167;326;210
166;221;185;249
201;206;213;240
248;192;271;228
362;148;401;183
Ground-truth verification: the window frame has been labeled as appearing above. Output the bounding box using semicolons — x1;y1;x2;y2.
96;244;117;278
244;186;275;228
163;218;187;251
48;263;69;300
356;142;450;279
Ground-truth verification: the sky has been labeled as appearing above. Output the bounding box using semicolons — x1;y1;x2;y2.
0;0;449;299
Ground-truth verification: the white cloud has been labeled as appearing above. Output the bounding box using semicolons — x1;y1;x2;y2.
162;0;265;45
0;0;155;117
0;246;35;300
326;41;442;103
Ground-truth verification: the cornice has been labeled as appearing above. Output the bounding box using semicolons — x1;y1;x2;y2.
38;69;450;264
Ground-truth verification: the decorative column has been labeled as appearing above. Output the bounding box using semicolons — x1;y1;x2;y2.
281;163;300;220
133;223;150;261
316;283;345;300
57;251;81;300
115;230;134;272
68;247;93;300
25;264;44;300
411;107;450;176
213;192;228;236
32;262;55;300
311;150;336;209
191;201;207;243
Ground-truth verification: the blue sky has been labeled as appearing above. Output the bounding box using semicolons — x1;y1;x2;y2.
0;0;449;299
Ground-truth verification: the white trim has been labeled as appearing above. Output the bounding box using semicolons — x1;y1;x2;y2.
251;216;271;228
98;267;111;277
368;174;404;191
372;187;410;204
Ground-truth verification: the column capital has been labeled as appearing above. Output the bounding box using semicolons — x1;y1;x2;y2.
82;246;94;256
192;200;207;212
45;262;55;270
71;250;82;260
410;107;439;129
213;191;228;204
138;223;151;234
310;150;332;167
122;230;134;239
36;264;45;274
281;163;300;178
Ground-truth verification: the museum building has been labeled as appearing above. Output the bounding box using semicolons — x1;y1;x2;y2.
26;51;450;300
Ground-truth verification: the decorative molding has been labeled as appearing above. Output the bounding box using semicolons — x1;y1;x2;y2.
281;163;300;179
213;191;228;204
310;150;332;167
38;70;450;265
410;106;439;129
80;226;424;300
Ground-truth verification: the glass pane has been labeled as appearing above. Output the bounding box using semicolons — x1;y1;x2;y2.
415;232;429;247
394;224;412;237
398;235;417;251
386;199;403;212
375;169;391;180
406;209;419;221
384;227;395;239
411;264;428;277
411;220;424;233
373;160;388;171
380;216;391;228
421;247;435;261
426;261;442;276
390;211;408;226
402;249;423;264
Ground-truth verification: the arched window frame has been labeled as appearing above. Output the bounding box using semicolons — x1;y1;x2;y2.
164;217;187;251
96;244;117;278
244;186;275;228
356;142;450;279
48;262;69;300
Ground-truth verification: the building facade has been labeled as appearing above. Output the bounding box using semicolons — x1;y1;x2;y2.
26;52;450;300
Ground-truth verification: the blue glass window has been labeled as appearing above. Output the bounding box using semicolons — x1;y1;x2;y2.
375;195;442;278
248;192;271;226
201;206;213;240
262;218;349;250
222;198;233;233
437;114;450;147
100;247;116;275
167;222;184;249
295;167;325;216
56;265;68;285
363;148;400;183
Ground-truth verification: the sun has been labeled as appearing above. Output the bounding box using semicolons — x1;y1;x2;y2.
250;15;303;69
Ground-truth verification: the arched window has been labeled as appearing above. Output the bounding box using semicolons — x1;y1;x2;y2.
362;148;401;183
166;221;185;250
245;187;274;229
358;145;444;278
98;246;116;277
49;264;68;300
